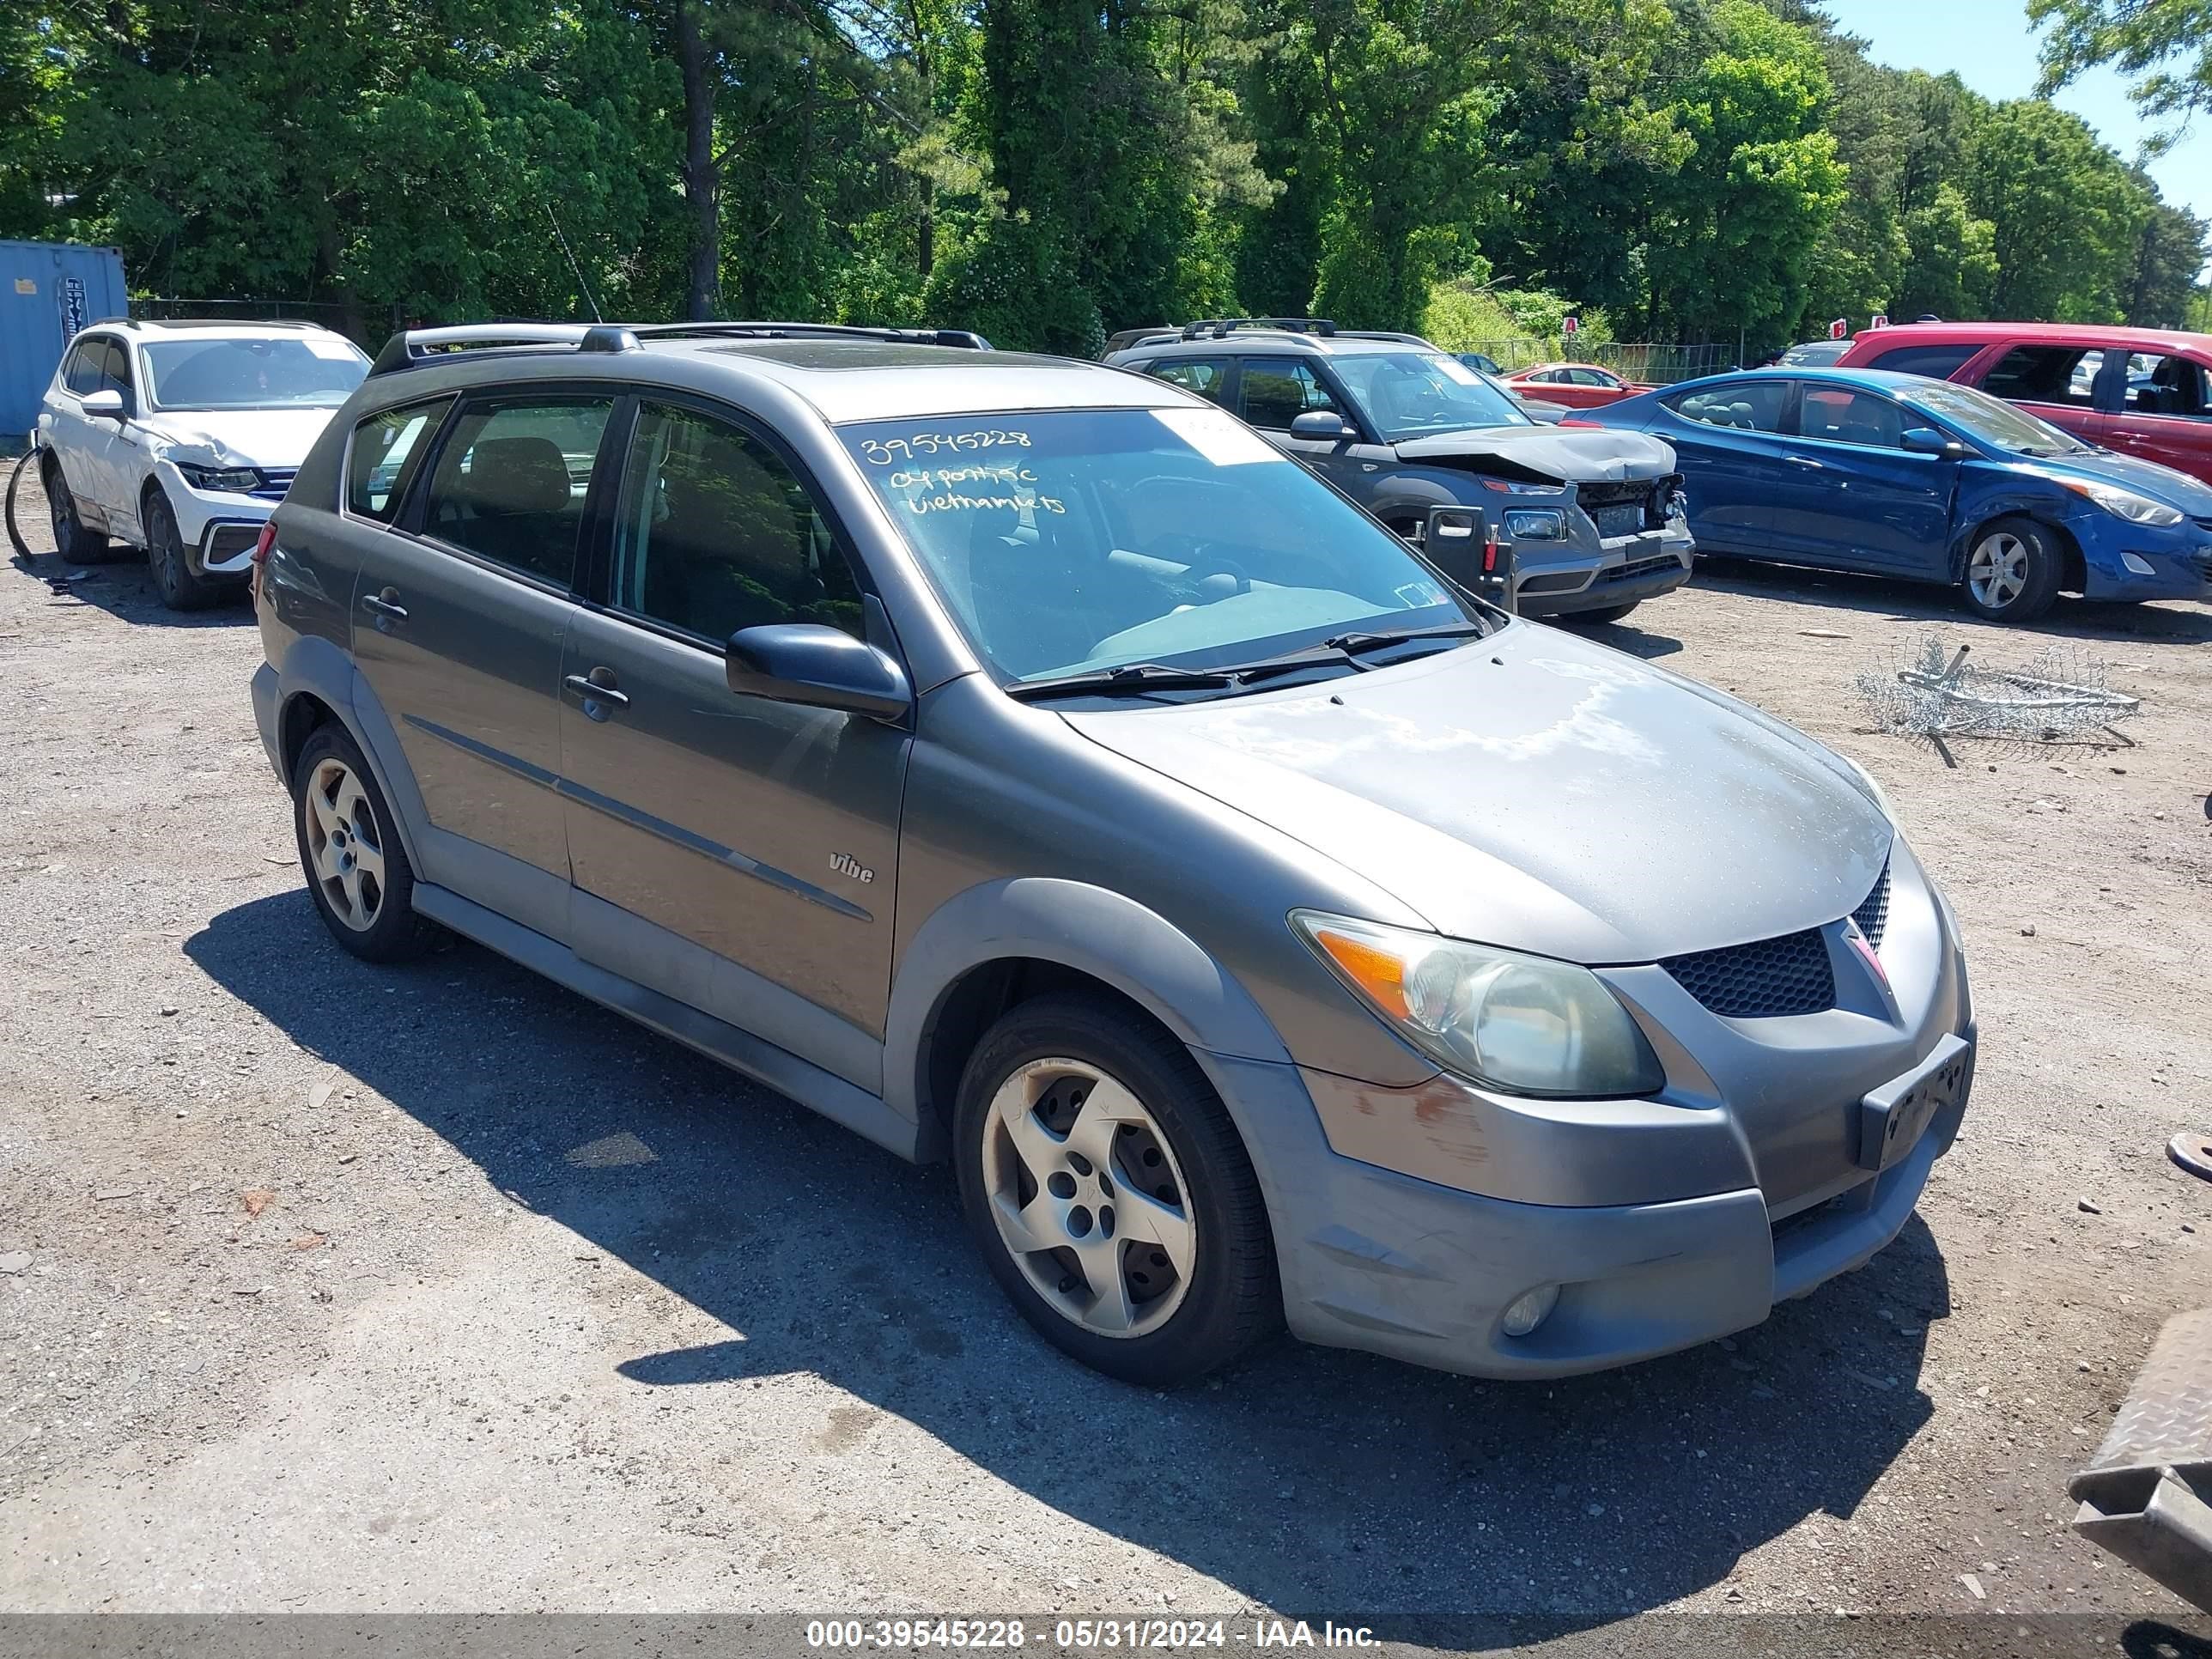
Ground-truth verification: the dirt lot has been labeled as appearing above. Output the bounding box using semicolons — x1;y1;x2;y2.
3;457;2209;1636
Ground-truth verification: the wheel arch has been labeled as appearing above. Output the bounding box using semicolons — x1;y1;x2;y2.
1957;507;2085;595
885;878;1296;1162
270;635;431;872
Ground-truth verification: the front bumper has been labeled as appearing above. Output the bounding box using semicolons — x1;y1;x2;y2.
1512;524;1694;617
156;465;275;581
1214;1035;1971;1380
2075;513;2212;602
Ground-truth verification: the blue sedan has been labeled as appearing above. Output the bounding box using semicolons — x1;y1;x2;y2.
1575;367;2212;623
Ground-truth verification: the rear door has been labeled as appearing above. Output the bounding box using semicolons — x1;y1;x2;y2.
43;339;110;523
556;394;908;1090
1768;383;1954;574
1649;377;1795;553
1139;356;1236;410
2099;349;2212;485
348;390;617;941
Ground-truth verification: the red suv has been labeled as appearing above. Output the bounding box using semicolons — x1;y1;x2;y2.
1834;323;2212;486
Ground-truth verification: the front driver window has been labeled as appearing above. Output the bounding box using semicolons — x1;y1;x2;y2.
611;403;866;644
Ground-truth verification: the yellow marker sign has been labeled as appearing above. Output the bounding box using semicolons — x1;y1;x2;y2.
12;278;34;295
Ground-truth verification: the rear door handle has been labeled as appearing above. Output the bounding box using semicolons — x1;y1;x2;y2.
564;671;630;712
362;589;407;621
1784;454;1822;469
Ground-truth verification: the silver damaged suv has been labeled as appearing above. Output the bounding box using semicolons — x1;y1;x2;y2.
251;321;1975;1387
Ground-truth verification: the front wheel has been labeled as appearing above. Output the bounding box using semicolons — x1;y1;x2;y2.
954;994;1280;1386
1961;517;2061;624
145;489;217;611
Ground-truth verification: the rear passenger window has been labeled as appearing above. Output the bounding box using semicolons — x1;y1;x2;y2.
610;402;866;644
420;398;613;586
1145;358;1232;407
1667;380;1788;432
1865;343;1978;380
1982;345;2100;407
347;398;453;522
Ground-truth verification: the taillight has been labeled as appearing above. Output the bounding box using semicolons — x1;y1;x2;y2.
1482;526;1500;574
252;522;278;565
1557;417;1603;428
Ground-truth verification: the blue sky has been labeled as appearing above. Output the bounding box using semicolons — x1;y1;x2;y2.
1826;0;2210;262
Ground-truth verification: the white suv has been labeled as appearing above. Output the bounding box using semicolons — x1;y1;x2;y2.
35;319;369;608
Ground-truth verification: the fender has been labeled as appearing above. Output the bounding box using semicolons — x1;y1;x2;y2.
273;631;432;873
1946;468;2092;583
884;876;1297;1129
1363;470;1468;531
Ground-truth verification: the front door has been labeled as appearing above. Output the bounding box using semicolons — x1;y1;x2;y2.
556;396;908;1091
1768;383;1954;574
348;391;616;940
1237;356;1381;495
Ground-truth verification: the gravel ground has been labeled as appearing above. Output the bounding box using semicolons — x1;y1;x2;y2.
3;457;2210;1635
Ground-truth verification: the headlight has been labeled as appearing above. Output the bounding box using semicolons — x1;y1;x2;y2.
1291;912;1664;1098
177;463;260;493
1503;507;1566;541
2055;476;2184;527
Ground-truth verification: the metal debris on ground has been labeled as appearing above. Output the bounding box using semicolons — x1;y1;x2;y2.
1854;632;2142;767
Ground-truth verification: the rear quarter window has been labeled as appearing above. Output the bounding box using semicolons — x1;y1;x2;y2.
346;398;455;523
1864;343;1978;380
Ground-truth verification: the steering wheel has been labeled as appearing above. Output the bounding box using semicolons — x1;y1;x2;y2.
1181;554;1252;600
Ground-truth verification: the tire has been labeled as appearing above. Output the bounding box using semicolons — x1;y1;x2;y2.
42;458;117;563
144;489;218;611
1566;600;1640;625
1960;516;2062;624
953;994;1281;1387
290;724;438;963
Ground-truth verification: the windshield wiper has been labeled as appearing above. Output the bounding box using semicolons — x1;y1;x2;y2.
1004;662;1243;702
1323;620;1489;655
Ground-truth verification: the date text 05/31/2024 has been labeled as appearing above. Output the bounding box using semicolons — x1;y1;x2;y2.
804;1620;1381;1650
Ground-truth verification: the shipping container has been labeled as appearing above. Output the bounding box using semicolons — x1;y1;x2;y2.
1;240;129;446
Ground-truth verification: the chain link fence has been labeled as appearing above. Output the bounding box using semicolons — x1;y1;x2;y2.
1451;339;1734;384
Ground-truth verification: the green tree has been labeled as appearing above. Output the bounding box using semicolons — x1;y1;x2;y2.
2033;0;2212;145
2122;195;2211;325
1894;182;1998;320
1965;99;2147;320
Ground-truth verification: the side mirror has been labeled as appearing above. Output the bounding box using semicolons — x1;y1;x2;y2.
1901;426;1966;460
1419;505;1520;614
1289;410;1352;441
80;388;127;421
726;623;911;722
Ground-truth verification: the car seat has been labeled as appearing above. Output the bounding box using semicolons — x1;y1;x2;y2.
447;434;574;575
641;441;806;640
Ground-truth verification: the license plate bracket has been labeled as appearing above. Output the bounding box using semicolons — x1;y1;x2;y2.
1856;1033;1972;1173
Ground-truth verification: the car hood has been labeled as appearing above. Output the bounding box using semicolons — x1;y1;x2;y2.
1390;423;1677;484
1064;622;1892;963
138;408;342;471
2026;447;2212;515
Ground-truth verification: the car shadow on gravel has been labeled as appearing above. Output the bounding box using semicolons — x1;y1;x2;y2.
8;552;254;628
190;890;1948;1636
1691;557;2212;644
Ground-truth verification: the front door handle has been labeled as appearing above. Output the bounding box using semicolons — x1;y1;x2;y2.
564;670;630;714
362;588;408;621
1784;454;1822;469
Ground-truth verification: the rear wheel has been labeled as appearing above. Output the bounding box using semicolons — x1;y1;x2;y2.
43;459;114;563
291;725;438;963
954;994;1279;1386
1961;516;2061;624
145;489;217;611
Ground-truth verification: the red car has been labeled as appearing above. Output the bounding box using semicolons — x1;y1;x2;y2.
1834;322;2212;486
1500;362;1647;408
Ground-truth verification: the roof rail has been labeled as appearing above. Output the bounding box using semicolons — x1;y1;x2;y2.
1179;317;1340;340
105;316;328;332
367;322;641;377
628;321;991;350
1339;330;1438;348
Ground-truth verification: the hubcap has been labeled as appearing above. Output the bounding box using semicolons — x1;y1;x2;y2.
981;1058;1196;1339
1968;532;2029;609
302;759;386;932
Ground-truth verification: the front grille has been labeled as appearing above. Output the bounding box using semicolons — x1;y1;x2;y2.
1601;554;1679;586
1663;928;1836;1018
249;468;297;502
1852;860;1892;946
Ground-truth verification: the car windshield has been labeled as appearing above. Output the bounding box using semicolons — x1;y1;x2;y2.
841;406;1480;688
142;336;369;411
1328;350;1533;441
1903;380;2088;456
